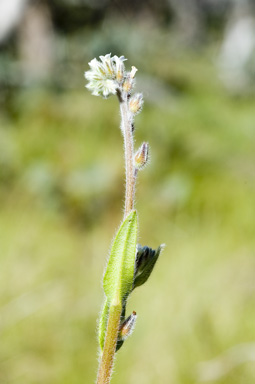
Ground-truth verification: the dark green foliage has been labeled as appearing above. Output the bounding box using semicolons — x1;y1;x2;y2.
133;244;163;289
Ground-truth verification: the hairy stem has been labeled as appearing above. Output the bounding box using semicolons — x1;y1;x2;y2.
96;93;136;384
96;303;122;384
120;95;136;217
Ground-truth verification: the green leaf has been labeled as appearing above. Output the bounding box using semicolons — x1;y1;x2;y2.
98;299;110;352
103;210;138;304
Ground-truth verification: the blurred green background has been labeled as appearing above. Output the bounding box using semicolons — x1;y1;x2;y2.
0;1;255;383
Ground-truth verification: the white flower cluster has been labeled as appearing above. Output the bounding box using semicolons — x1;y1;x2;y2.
85;54;130;98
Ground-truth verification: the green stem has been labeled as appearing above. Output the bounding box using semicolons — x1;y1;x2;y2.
96;92;136;383
96;303;122;384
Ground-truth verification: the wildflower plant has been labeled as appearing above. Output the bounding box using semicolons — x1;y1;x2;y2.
85;54;163;384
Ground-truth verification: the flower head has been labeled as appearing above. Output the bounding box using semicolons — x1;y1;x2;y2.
85;54;127;98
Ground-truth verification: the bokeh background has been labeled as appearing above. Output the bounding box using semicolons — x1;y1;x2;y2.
1;1;255;383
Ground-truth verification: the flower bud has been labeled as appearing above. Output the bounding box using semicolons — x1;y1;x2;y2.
129;93;144;115
118;311;137;341
122;74;134;93
134;142;149;170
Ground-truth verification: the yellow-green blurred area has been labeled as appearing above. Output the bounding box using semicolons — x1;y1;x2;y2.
1;2;255;384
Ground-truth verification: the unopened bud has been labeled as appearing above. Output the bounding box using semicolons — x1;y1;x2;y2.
118;311;137;341
134;142;149;170
129;93;143;115
122;74;134;93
